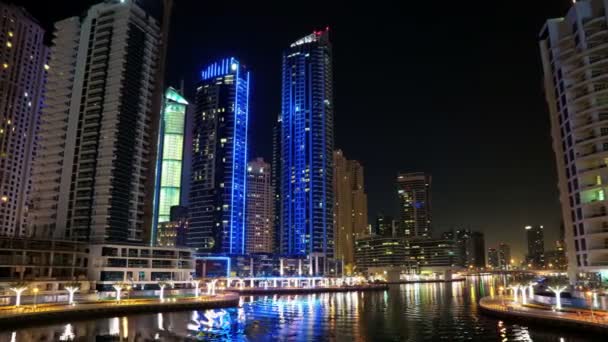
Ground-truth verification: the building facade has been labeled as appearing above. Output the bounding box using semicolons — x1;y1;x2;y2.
540;0;608;281
280;28;334;274
355;236;407;269
487;247;499;268
0;4;48;237
152;88;188;243
156;205;189;247
246;158;274;254
397;172;432;237
29;0;164;243
375;214;394;237
498;243;511;270
333;150;368;269
525;225;545;268
188;58;249;254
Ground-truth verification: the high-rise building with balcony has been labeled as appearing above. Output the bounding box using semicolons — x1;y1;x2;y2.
397;172;432;237
525;225;545;268
333;150;368;269
246;158;274;254
29;0;168;243
279;28;334;274
0;3;48;237
540;0;608;280
151;87;188;244
188;58;249;254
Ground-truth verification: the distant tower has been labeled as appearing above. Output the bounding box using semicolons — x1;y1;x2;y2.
397;172;432;237
498;243;511;270
0;3;48;237
246;158;274;253
487;248;499;268
333;150;368;268
188;58;250;254
525;225;545;268
280;28;334;274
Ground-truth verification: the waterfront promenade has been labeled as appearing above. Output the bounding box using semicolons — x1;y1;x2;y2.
0;293;240;327
479;296;608;333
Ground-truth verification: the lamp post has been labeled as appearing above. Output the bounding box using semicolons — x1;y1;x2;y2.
33;288;39;309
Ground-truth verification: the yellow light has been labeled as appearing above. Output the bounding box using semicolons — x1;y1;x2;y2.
1;196;7;202
2;63;7;69
8;32;12;37
44;64;50;70
6;42;11;48
33;288;39;293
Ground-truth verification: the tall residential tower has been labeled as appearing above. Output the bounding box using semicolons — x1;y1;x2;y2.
0;3;48;236
188;58;249;254
246;158;274;254
397;172;432;238
525;225;545;268
540;0;608;281
151;87;188;244
29;0;165;243
280;28;334;274
333;150;368;270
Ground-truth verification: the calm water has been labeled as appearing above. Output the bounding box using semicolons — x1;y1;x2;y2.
0;276;596;341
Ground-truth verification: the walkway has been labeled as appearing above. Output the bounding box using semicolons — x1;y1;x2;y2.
479;296;608;332
0;293;240;327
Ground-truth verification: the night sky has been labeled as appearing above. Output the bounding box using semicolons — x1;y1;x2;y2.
16;0;575;260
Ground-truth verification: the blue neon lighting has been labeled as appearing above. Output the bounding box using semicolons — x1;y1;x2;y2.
201;57;241;80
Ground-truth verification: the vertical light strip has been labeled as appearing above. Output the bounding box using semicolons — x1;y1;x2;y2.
229;58;238;254
242;71;250;255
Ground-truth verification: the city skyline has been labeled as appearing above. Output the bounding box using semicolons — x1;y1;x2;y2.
10;0;574;259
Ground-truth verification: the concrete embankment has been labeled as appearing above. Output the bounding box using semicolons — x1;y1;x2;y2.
478;296;608;335
0;293;240;328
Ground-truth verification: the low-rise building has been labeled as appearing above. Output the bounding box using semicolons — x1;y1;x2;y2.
88;244;194;290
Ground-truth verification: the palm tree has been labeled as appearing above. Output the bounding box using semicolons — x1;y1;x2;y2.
157;280;169;301
191;278;202;297
546;277;570;310
63;281;81;305
113;282;128;302
7;281;28;307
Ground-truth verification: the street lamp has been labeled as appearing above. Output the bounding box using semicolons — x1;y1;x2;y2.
33;288;39;309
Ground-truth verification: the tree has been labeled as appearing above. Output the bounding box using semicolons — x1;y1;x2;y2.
191;279;202;297
546;277;570;310
63;281;81;305
113;282;129;302
514;274;537;304
8;281;28;307
157;280;168;301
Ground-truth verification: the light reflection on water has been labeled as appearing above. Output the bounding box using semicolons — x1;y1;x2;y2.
0;276;595;341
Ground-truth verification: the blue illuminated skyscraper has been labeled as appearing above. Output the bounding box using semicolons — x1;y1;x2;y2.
188;58;249;255
280;29;334;273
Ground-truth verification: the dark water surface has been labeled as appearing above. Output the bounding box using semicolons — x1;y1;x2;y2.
0;276;596;341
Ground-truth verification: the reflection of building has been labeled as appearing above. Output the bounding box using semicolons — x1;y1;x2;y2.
397;172;431;237
525;225;545;268
246;158;274;254
88;243;194;291
0;3;48;237
152;88;188;243
157;206;189;247
30;0;165;243
498;243;511;270
540;0;608;281
188;58;250;254
333;150;368;268
279;28;334;274
488;248;499;268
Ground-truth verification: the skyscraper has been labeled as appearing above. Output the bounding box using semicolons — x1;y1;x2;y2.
333;150;368;269
487;248;499;268
189;58;249;254
29;0;166;243
151;87;188;244
498;243;511;270
0;3;48;237
280;28;334;273
397;172;432;238
246;158;274;254
525;225;545;268
540;0;608;280
375;214;394;237
272;119;282;253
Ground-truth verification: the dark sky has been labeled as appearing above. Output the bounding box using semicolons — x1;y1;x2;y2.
16;0;574;260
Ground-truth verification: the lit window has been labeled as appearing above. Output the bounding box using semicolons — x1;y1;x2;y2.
6;42;11;48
